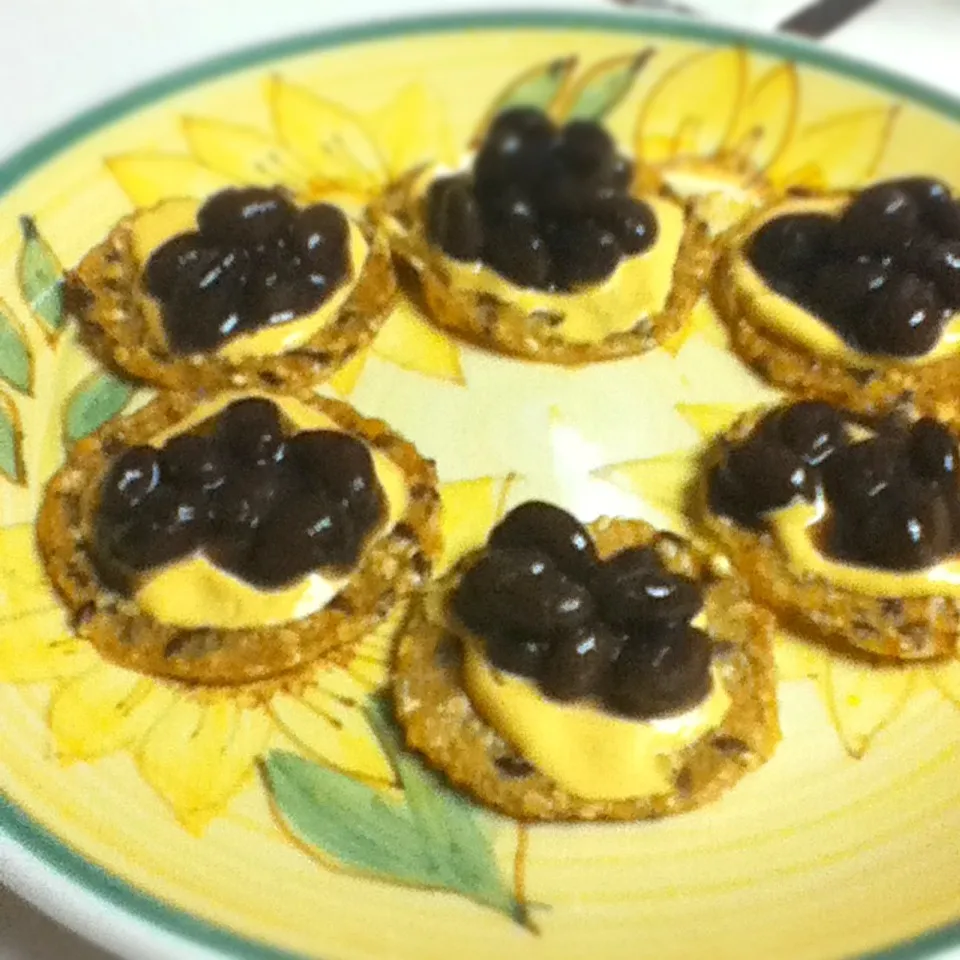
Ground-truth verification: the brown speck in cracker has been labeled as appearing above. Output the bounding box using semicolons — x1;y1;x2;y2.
495;755;535;779
711;736;751;761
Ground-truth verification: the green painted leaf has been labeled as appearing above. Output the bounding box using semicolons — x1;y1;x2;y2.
471;57;577;145
0;299;33;395
263;751;434;887
63;373;135;445
498;57;576;113
264;697;528;927
18;217;64;337
0;391;24;485
564;49;655;122
367;700;521;920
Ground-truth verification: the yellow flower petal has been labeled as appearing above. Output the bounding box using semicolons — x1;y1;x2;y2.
182;117;311;192
635;136;677;174
137;697;271;834
49;664;176;761
372;304;465;384
635;48;748;163
660;323;696;359
0;609;95;683
266;76;385;194
326;348;371;397
438;475;515;574
693;310;731;350
927;657;960;709
821;656;916;759
371;83;456;178
269;671;393;785
105;154;234;207
725;63;799;171
0;525;92;683
688;187;767;238
593;452;696;527
344;623;395;689
675;402;745;440
774;632;828;683
768;107;899;191
0;524;52;602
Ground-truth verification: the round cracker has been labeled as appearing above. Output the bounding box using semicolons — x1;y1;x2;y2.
695;404;960;660
38;389;441;685
393;518;779;822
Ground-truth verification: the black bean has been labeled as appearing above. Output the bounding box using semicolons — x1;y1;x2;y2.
427;176;484;261
488;501;598;583
909;418;959;486
747;214;835;290
99;446;162;516
197;187;295;244
605;625;713;719
287;430;383;532
776;401;848;467
836;184;921;258
249;489;358;586
829;480;952;570
102;486;207;571
482;224;551;289
160;434;228;493
856;272;945;357
549;219;621;289
215;398;286;468
593;550;702;628
474;108;556;190
538;621;623;701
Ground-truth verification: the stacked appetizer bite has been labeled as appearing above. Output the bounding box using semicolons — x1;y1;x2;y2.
716;178;960;415
394;503;779;821
39;390;441;684
71;187;396;390
699;400;960;660
389;107;709;363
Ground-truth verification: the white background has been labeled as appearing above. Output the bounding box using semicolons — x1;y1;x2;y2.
0;1;958;958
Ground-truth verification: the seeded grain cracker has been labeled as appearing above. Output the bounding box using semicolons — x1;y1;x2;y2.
393;519;779;822
38;389;442;685
695;404;960;661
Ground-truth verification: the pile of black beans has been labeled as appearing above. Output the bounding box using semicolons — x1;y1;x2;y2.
452;502;712;719
427;107;659;292
94;398;384;590
145;188;350;355
708;400;960;570
747;178;960;357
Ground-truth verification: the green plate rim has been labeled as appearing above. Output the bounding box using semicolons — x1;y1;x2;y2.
0;10;956;960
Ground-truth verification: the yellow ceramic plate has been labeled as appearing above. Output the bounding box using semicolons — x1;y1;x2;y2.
1;12;959;960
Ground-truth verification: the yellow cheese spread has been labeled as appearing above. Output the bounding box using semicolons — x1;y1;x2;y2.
462;639;730;800
769;496;960;599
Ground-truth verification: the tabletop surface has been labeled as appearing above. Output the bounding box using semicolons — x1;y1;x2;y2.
0;1;957;958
